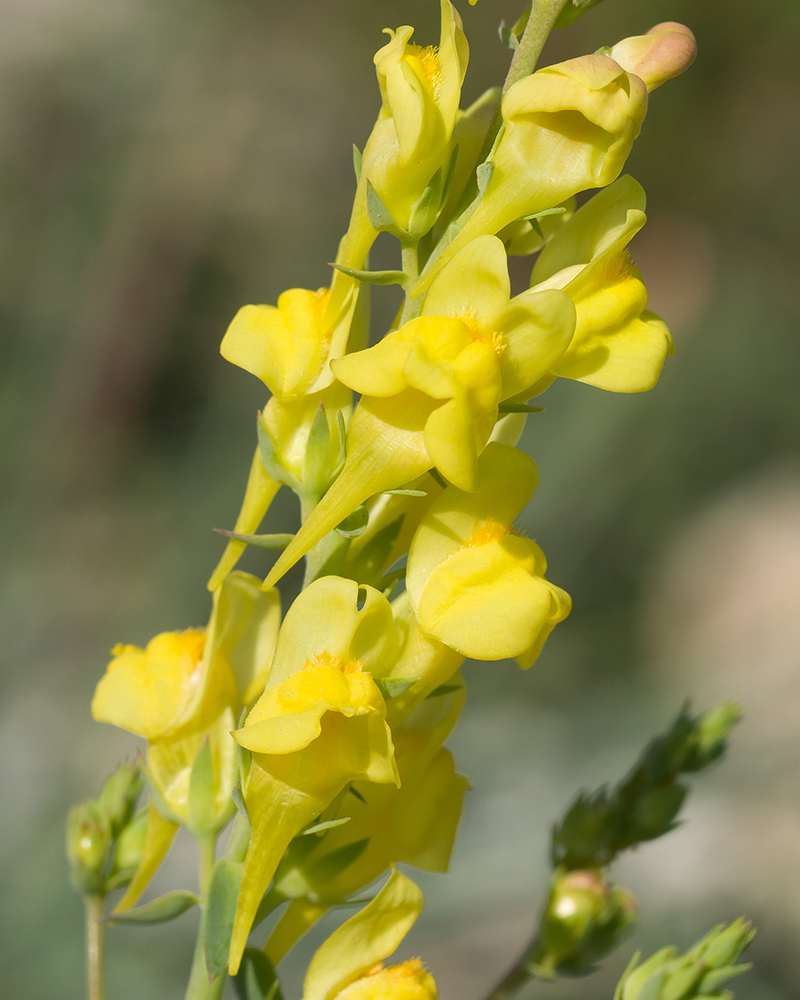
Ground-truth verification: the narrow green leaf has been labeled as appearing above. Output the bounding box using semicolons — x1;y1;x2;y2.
429;468;449;489
235;948;284;1000
302;817;352;837
213;529;294;550
205;858;243;978
348;785;367;804
498;403;545;413
375;678;415;700
352;145;362;184
522;207;567;221
331;263;407;286
107;890;198;925
382;488;427;497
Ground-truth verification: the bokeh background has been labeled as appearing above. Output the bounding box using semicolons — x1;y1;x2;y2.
2;0;800;996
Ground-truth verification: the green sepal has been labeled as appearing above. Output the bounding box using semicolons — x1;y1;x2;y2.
235;948;284;1000
205;858;244;978
382;488;427;497
348;785;367;804
106;890;199;925
96;761;143;838
365;180;400;234
408;166;445;238
232;781;250;823
136;750;184;827
344;515;404;587
331;263;407;286
213;529;294;550
305;838;370;887
498;20;520;50
522;207;568;222
303;402;333;499
375;678;415;700
476;161;494;196
352;145;362;184
499;403;545;413
187;738;216;835
426;682;462;699
335;505;370;538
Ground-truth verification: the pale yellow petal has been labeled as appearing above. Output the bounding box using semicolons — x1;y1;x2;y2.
422;236;510;327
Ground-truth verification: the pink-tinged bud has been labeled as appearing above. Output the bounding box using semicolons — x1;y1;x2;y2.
610;23;697;93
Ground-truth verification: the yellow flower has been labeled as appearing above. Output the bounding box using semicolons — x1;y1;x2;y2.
609;23;697;93
265;679;467;963
363;0;468;232
228;576;401;974
221;287;358;401
93;572;281;898
529;175;673;393
302;869;433;1000
407;442;570;667
263;237;574;587
414;54;648;293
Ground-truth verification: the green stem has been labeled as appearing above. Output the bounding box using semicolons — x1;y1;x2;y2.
399;240;423;324
85;895;105;1000
225;812;252;864
482;958;532;1000
183;834;226;1000
198;834;217;896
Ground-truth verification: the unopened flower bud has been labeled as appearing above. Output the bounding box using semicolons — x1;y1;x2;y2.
113;807;148;875
66;800;111;895
534;870;638;975
96;760;142;837
609;23;697;93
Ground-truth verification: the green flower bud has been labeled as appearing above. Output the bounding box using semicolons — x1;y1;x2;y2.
113;807;148;875
66;799;111;895
96;761;143;837
614;919;755;1000
531;870;637;976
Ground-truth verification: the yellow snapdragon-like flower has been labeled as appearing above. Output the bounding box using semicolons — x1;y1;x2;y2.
265;680;467;963
529;175;673;393
364;0;468;231
415;54;648;292
407;442;570;667
92;572;281;905
228;576;401;974
302;869;433;1000
263;236;575;587
221;287;356;401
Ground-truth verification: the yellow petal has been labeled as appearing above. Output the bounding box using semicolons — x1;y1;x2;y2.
207;571;281;706
555;308;672;392
415;536;564;661
407;443;538;610
332;335;414;397
207;448;281;592
265;898;329;966
266;577;397;690
91;630;207;740
334;961;437;1000
497;287;576;399
302;869;424;1000
422;235;510;328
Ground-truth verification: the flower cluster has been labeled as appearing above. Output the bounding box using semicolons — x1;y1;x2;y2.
86;4;698;996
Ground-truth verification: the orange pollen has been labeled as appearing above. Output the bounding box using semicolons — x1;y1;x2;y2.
598;249;638;285
456;311;506;355
304;652;363;675
468;519;512;547
409;44;442;94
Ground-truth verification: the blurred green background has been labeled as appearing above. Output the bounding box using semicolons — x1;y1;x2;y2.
2;0;800;996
